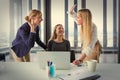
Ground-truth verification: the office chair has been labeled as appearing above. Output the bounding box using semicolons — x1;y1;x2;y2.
70;50;75;63
0;54;6;62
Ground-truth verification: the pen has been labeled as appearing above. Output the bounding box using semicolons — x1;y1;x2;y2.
50;61;52;66
56;76;64;80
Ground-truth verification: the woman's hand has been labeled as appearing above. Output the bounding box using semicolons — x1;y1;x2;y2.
72;53;86;65
72;59;82;65
70;4;77;14
28;19;35;32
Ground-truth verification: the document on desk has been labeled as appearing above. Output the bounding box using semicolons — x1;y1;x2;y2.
56;68;101;80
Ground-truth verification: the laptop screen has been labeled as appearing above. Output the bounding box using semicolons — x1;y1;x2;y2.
37;51;71;70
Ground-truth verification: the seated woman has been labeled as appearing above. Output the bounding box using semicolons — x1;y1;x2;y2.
47;24;70;51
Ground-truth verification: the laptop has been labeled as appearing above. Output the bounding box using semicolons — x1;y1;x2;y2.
37;51;71;70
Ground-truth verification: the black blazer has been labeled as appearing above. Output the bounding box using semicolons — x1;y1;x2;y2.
11;22;47;57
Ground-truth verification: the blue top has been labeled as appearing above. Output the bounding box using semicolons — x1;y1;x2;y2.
11;22;47;57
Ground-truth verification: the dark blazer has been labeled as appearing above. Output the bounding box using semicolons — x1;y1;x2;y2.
11;22;47;57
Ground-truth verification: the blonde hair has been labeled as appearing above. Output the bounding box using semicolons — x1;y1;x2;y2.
25;9;42;22
78;9;93;48
49;24;65;41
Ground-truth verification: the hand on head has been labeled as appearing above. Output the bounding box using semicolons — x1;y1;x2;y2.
28;19;35;32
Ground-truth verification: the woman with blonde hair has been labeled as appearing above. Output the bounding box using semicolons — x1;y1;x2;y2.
47;24;70;51
68;5;101;65
11;9;47;62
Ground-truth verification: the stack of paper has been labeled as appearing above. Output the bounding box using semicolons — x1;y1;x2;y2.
56;68;101;80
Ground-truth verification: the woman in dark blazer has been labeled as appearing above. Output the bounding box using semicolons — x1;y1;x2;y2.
11;9;47;62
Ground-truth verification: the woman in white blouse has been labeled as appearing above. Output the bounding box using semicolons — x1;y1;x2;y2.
68;5;102;65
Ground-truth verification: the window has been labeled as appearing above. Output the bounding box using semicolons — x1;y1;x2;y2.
1;0;119;52
9;0;45;48
0;0;10;49
86;0;103;46
51;0;65;34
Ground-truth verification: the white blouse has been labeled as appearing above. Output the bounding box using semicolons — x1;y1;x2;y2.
67;11;98;56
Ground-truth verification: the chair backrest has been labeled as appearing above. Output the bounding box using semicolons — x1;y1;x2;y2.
0;54;5;62
96;40;102;63
70;50;75;63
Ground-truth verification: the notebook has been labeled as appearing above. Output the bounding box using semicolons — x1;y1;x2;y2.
37;51;71;70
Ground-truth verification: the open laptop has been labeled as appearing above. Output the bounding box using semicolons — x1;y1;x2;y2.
37;51;71;70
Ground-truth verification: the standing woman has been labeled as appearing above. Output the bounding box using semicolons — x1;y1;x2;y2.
68;5;101;65
11;9;47;62
47;24;70;51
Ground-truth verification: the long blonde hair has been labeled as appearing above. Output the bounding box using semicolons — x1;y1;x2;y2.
78;9;93;48
25;9;42;22
49;24;65;41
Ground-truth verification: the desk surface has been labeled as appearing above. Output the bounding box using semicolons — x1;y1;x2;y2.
96;63;120;80
0;62;120;80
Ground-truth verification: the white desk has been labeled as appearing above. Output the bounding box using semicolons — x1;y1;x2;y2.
0;62;49;80
0;62;120;80
96;63;120;80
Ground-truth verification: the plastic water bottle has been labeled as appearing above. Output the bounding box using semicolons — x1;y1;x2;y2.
49;63;56;77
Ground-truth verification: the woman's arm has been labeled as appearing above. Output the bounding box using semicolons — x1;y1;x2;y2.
72;52;86;65
35;27;47;50
19;20;37;48
67;4;77;22
19;27;36;48
69;4;77;15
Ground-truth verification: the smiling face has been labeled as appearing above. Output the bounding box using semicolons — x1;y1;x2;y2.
76;13;83;25
27;9;43;26
77;9;92;26
55;25;64;36
49;24;65;40
33;15;43;26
